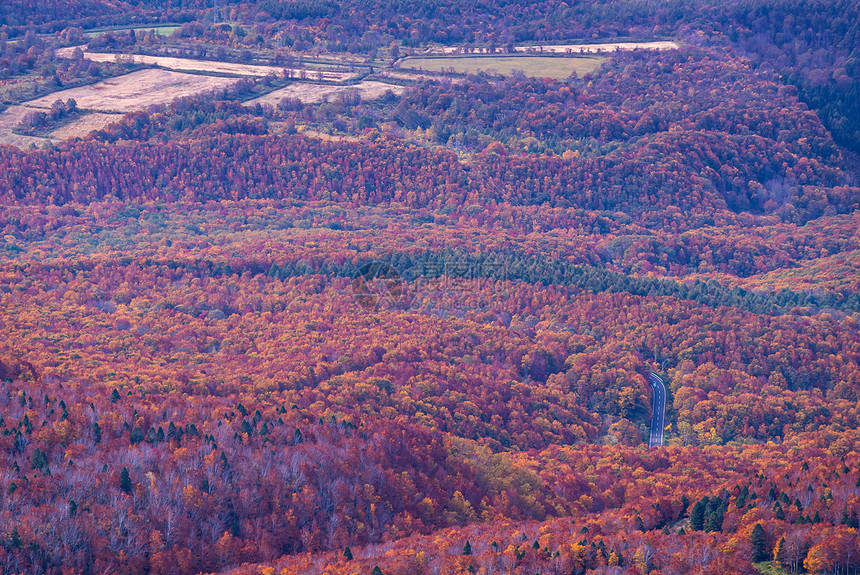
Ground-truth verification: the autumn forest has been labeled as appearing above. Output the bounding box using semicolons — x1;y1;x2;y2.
1;0;859;574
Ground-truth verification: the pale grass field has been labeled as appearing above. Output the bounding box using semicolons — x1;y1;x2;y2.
1;70;242;148
49;112;125;139
246;80;405;106
0;109;123;147
0;106;51;148
399;55;602;79
25;69;241;113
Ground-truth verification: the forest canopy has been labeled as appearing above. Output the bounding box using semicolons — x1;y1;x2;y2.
0;0;859;574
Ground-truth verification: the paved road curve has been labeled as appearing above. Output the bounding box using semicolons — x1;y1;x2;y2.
648;372;667;448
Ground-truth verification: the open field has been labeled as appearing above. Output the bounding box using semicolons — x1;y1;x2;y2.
0;106;51;148
398;55;602;79
0;110;122;145
1;70;241;147
246;80;405;106
48;112;124;139
25;69;241;113
428;40;680;54
55;47;356;80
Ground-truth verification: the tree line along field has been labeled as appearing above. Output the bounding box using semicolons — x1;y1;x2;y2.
81;25;182;38
1;1;860;574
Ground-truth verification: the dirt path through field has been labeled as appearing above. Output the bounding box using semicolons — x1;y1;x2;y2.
56;47;356;81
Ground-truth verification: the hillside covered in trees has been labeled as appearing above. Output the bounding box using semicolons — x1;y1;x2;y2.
1;0;859;574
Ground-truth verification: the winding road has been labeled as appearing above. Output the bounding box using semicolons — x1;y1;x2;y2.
648;372;667;448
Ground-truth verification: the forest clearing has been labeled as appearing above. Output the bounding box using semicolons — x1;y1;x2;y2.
398;55;603;79
25;69;241;112
0;105;49;147
0;70;240;147
246;80;405;106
